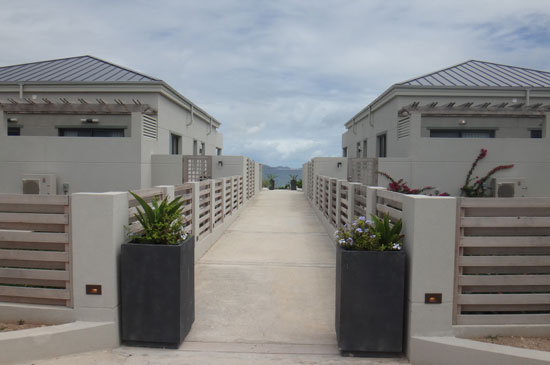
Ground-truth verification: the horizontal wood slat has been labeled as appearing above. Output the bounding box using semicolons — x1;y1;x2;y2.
0;194;68;205
0;267;69;281
455;197;550;325
0;286;70;300
0;250;69;262
0;212;68;225
0;231;68;243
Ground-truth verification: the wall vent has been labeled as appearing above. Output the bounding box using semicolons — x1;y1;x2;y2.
143;115;158;139
397;117;410;139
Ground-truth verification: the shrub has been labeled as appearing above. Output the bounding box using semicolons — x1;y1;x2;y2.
335;214;403;251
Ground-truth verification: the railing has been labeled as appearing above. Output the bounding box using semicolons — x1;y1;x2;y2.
175;183;194;235
454;197;550;325
127;176;250;244
375;189;403;221
0;194;72;307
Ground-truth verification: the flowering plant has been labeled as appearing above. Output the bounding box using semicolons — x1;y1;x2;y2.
460;149;514;197
335;214;403;251
378;172;434;195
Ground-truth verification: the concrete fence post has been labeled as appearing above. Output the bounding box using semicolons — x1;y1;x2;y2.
155;185;175;201
348;182;361;220
209;180;215;232
329;178;336;222
401;195;457;359
221;178;226;222
336;180;342;228
71;192;128;327
366;186;386;217
190;182;200;240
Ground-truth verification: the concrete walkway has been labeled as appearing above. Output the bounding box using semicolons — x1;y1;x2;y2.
25;191;408;364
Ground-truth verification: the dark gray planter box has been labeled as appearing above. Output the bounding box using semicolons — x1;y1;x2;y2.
335;246;405;354
120;236;195;348
290;180;297;190
269;179;275;190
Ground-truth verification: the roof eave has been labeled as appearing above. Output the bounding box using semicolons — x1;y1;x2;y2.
344;84;550;128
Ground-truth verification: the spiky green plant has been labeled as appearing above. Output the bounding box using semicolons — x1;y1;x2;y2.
370;213;404;250
290;174;298;182
128;192;188;244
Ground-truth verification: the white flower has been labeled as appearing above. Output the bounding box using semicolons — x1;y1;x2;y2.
392;243;401;251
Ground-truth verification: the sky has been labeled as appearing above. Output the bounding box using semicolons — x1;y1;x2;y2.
1;1;550;168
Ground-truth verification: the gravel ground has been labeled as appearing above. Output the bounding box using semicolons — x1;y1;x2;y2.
0;321;46;333
473;336;550;352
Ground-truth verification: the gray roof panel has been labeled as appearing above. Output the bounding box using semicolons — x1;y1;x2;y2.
0;55;159;83
398;60;550;88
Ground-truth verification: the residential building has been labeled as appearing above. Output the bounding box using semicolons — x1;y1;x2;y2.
0;56;223;194
342;60;550;196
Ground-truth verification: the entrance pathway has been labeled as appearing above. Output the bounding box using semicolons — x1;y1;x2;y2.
25;191;408;364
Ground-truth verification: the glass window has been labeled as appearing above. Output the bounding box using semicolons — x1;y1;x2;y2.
377;133;387;157
7;127;20;136
531;129;542;138
342;147;347;157
430;129;495;138
170;133;181;155
58;128;124;137
216;148;222;156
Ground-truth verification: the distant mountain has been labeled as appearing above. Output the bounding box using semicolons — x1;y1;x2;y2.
262;165;302;187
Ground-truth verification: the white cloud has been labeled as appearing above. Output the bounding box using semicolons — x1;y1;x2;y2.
1;1;550;167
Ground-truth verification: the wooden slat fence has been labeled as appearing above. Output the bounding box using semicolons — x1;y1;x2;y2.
213;179;224;227
175;183;194;235
198;180;212;240
0;194;72;307
354;184;367;218
454;198;550;325
330;179;337;226
375;189;403;222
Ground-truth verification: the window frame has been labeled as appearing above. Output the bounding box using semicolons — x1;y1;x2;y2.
429;129;495;138
170;133;181;155
58;127;125;137
377;133;387;158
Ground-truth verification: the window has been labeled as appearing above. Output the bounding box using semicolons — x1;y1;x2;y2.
531;129;542;139
7;127;20;136
216;148;222;156
362;140;368;158
356;142;361;157
170;133;181;155
200;142;205;156
342;147;347;157
58;128;124;137
377;133;387;157
429;129;495;138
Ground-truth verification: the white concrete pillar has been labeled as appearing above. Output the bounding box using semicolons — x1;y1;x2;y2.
155;185;175;201
71;192;128;323
366;186;386;217
336;180;342;228
401;195;457;355
190;182;200;240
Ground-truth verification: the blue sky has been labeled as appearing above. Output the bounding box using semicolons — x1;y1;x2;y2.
2;0;550;167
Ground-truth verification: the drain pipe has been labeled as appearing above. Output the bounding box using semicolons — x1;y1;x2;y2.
187;105;194;126
525;88;531;106
19;83;24;99
207;117;212;135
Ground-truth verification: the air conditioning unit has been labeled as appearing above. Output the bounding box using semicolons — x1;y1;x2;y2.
22;174;57;195
490;178;527;198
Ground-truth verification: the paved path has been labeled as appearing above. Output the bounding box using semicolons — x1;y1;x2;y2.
26;191;408;364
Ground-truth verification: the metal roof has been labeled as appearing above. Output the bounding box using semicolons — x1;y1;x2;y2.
398;60;550;88
0;55;160;83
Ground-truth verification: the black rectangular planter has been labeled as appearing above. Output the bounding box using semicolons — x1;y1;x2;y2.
335;246;405;354
120;236;195;348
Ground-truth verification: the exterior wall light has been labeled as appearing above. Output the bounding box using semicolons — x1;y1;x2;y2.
424;293;442;304
337;162;342;168
80;118;99;123
86;284;102;295
459;119;467;125
7;118;17;123
218;161;223;167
